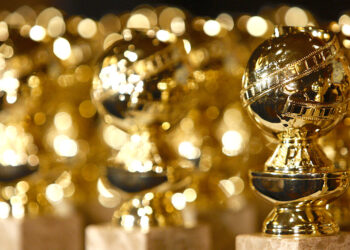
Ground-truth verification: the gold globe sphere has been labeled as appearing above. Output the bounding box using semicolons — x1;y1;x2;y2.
242;26;350;140
92;29;193;132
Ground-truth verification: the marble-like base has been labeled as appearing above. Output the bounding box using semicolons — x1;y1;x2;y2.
198;204;257;250
0;214;83;250
236;232;350;250
86;224;211;250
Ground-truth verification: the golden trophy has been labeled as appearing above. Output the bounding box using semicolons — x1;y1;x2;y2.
29;12;109;224
87;27;210;250
0;7;85;250
0;19;50;218
237;26;350;246
170;17;265;249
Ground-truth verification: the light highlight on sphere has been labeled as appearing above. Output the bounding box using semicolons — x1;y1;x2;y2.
184;188;197;202
29;25;46;41
203;20;221;36
156;30;171;42
178;141;201;160
218;176;244;197
171;192;187;210
127;14;151;29
78;18;97;39
217;13;234;31
53;37;71;60
222;130;244;156
46;184;64;203
246;16;267;37
54;112;72;131
53;135;78;157
48;16;66;37
0;22;9;41
171;17;186;35
285;7;308;27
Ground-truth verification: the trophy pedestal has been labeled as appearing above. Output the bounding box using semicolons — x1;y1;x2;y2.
86;223;211;250
236;233;350;250
198;204;257;250
0;213;83;250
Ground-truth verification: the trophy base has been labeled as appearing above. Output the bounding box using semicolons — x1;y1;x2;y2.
0;213;83;250
264;205;339;235
85;223;211;250
251;171;348;236
236;232;350;250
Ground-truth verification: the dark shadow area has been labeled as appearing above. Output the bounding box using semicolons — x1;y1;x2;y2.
1;0;350;21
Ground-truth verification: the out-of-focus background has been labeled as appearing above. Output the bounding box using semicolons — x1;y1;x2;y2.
2;0;350;20
1;1;350;250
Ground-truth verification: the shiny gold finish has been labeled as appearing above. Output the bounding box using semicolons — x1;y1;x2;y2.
0;9;52;218
175;18;266;212
3;4;350;241
242;26;350;236
0;7;103;219
92;28;197;229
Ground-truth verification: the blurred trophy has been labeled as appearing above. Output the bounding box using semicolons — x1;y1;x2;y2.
168;16;265;249
0;7;84;250
29;11;108;225
86;28;210;250
237;26;350;249
321;116;350;231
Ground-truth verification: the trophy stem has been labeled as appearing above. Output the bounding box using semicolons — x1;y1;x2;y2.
112;129;164;171
106;127;193;229
265;137;333;173
263;203;339;235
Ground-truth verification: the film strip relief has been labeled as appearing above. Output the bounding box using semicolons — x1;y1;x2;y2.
282;100;349;121
241;35;340;107
132;43;184;79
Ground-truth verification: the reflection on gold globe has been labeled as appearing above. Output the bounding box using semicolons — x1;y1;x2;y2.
243;26;349;140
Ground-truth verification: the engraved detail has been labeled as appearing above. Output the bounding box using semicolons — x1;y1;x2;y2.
241;35;340;106
265;138;334;173
282;99;349;121
132;44;183;79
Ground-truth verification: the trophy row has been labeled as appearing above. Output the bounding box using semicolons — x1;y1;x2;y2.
1;4;350;250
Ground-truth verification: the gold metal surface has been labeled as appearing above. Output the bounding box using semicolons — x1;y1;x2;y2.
0;8;53;218
92;27;198;229
3;4;350;240
242;26;350;236
175;18;268;214
0;6;105;219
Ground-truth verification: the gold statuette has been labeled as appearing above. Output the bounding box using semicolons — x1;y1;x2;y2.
241;26;350;235
92;28;197;229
